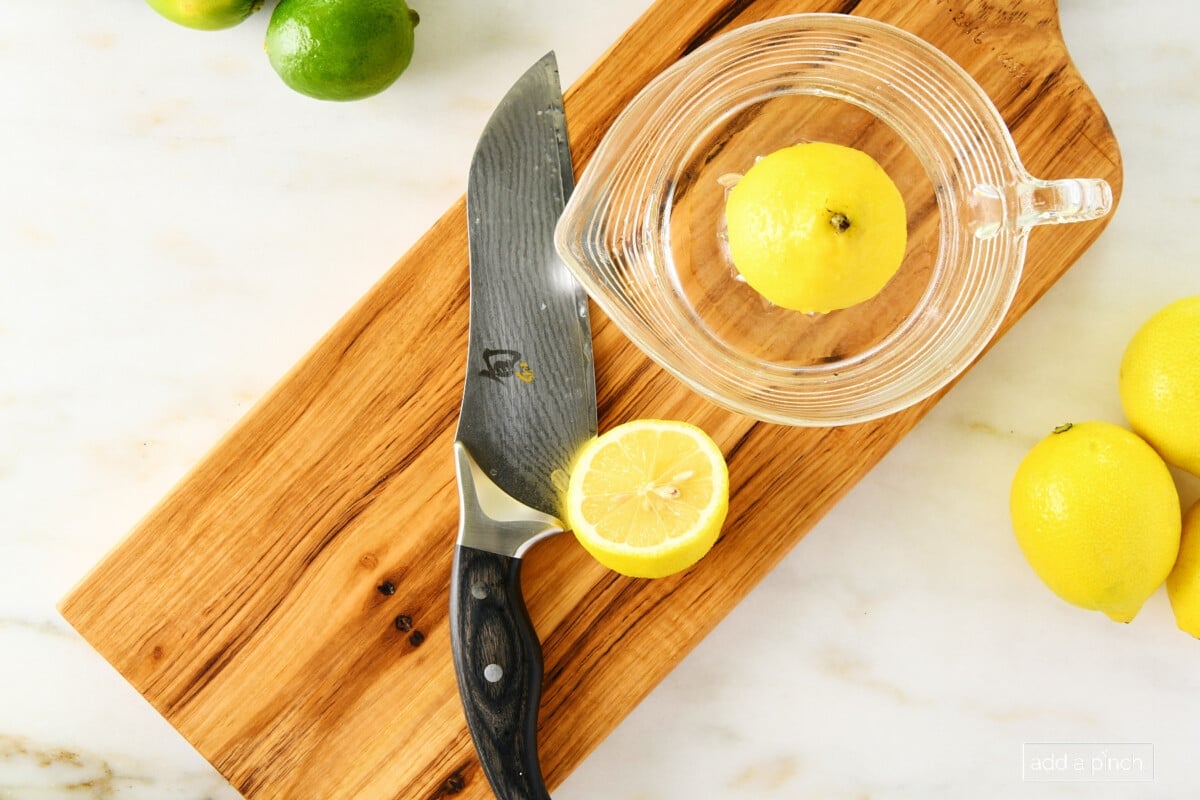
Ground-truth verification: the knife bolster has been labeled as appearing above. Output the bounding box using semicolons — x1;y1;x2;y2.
453;441;564;557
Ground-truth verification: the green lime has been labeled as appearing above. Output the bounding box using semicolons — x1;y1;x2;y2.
146;0;263;30
265;0;420;102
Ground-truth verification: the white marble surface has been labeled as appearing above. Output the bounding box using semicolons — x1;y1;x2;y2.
3;1;1200;797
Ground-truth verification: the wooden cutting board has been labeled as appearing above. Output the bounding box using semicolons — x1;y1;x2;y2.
60;1;1121;798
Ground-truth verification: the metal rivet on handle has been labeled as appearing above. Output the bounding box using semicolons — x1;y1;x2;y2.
484;663;503;683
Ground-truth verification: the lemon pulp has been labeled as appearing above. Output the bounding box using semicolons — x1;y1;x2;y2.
565;419;729;579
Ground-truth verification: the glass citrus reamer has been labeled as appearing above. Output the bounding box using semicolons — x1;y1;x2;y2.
555;13;1112;426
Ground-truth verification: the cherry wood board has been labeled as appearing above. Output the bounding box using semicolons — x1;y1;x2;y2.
60;1;1122;798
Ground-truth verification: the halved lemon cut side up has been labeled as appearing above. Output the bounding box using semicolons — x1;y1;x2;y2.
565;419;729;579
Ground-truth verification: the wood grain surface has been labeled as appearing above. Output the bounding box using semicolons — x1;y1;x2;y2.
60;1;1122;798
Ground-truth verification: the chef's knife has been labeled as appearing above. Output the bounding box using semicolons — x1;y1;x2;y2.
450;52;595;800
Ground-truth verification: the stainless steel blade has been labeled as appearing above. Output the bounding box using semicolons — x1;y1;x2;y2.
455;52;595;527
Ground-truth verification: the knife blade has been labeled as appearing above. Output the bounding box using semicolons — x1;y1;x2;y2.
449;52;595;800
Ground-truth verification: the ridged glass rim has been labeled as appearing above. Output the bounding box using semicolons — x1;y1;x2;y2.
557;13;1032;426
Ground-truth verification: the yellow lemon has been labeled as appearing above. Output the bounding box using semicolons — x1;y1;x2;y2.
1167;500;1200;636
1119;296;1200;477
1009;421;1181;622
565;419;729;579
723;141;907;314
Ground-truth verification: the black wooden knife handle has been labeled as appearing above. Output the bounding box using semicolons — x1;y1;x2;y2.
450;543;550;800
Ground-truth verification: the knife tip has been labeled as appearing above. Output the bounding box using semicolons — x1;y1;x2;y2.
525;51;563;95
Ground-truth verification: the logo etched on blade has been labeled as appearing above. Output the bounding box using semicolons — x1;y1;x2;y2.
480;348;535;384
